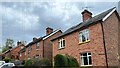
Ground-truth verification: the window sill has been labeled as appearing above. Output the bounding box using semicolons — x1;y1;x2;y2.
58;47;65;50
79;40;90;45
36;49;39;51
81;65;92;67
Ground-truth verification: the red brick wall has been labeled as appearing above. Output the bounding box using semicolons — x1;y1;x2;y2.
52;22;107;66
25;41;43;60
103;12;119;66
10;45;24;59
44;31;62;60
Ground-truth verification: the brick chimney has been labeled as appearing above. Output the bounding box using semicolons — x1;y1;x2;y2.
33;37;37;41
17;41;22;46
81;9;92;22
46;27;53;35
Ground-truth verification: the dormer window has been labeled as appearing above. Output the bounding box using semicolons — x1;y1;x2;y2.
79;29;90;44
58;38;65;49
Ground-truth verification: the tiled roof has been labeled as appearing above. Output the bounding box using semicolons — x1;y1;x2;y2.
51;7;118;41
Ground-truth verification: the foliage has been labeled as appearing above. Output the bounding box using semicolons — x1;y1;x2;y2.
67;55;79;67
54;54;79;68
54;54;69;68
21;60;25;65
3;57;11;63
39;58;52;67
2;38;14;53
24;58;52;68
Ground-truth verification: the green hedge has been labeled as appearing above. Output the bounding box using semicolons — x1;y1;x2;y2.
3;57;11;63
24;58;52;68
54;54;79;68
54;54;68;68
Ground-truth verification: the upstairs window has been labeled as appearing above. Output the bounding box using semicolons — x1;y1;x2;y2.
36;42;40;50
28;46;32;53
79;29;90;43
80;52;92;66
58;38;65;49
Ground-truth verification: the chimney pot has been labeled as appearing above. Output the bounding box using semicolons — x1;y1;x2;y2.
81;9;92;22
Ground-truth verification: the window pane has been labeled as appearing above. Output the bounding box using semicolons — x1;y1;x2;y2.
88;53;91;55
63;40;65;47
84;57;88;65
79;32;82;42
82;35;86;42
89;56;92;65
83;53;87;56
81;57;84;65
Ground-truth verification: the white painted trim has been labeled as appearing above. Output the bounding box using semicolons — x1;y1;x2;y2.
43;29;61;40
102;8;116;21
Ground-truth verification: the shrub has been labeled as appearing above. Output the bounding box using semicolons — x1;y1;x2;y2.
54;54;79;68
54;54;69;68
24;58;52;68
39;58;52;67
67;55;79;67
24;59;40;66
3;57;11;63
21;60;25;65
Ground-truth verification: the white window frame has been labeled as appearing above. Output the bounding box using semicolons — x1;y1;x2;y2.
20;53;22;57
79;29;90;43
36;42;40;50
58;38;65;49
35;55;39;59
80;52;92;66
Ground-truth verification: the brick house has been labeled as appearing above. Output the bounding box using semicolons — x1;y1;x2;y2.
3;41;24;60
51;7;120;67
19;27;62;61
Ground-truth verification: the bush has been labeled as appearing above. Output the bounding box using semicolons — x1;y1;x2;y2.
24;59;40;66
21;60;25;65
3;57;11;63
67;55;79;67
39;58;52;67
54;54;69;68
24;58;52;68
54;54;79;68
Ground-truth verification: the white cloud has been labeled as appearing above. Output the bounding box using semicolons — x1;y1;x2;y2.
0;5;39;30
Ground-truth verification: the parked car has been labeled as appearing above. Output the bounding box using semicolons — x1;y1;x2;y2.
0;63;15;68
0;61;5;66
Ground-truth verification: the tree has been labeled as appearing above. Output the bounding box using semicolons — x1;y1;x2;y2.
2;38;15;53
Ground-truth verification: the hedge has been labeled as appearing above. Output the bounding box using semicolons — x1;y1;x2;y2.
54;54;79;68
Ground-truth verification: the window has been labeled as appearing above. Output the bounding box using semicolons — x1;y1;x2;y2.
20;53;22;57
80;52;92;66
35;55;39;59
28;46;32;54
28;55;30;60
58;38;65;49
79;29;90;43
36;42;40;50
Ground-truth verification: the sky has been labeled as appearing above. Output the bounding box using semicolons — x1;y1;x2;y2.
0;1;120;51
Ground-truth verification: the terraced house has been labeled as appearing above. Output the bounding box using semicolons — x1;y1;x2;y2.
52;7;120;67
3;41;24;60
19;27;62;61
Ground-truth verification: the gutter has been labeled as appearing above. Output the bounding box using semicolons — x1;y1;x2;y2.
100;21;108;68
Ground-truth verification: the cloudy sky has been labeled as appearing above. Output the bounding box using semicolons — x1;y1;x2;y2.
0;1;120;50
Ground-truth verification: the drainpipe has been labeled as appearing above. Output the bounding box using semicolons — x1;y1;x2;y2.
100;21;108;68
43;40;44;58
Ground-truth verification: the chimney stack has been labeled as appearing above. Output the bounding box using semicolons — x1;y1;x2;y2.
17;41;22;46
46;27;53;35
81;9;92;22
33;37;37;41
